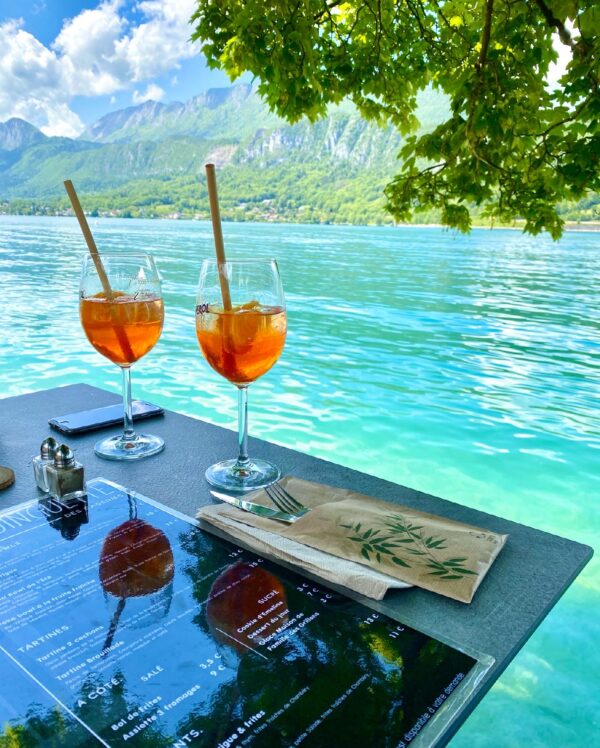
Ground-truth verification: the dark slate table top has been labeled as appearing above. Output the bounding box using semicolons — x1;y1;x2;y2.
0;383;593;746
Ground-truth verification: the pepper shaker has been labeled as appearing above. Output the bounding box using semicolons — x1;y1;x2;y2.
33;437;59;493
46;444;86;501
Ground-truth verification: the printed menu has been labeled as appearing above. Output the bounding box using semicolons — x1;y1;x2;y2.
0;479;478;747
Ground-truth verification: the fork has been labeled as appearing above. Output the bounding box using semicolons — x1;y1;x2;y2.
265;482;310;517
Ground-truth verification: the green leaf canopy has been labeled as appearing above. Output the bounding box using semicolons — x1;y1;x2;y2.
191;0;599;238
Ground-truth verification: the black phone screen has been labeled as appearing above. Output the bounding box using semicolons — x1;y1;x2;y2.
48;401;164;434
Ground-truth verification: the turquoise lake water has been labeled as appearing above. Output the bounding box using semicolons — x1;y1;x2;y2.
0;215;598;745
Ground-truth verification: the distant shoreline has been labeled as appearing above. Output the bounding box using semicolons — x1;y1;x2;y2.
406;221;600;233
0;211;599;234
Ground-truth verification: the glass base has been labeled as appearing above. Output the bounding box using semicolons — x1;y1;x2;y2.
205;458;280;493
94;433;165;461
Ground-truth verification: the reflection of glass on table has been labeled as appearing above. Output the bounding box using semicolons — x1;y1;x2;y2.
206;561;288;657
99;497;175;649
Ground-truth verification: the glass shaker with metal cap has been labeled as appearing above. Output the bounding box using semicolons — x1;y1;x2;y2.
32;436;59;492
46;444;86;501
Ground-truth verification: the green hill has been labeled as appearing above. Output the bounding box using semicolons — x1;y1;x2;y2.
0;85;597;226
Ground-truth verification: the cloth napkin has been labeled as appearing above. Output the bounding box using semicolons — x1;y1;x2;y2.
197;476;508;603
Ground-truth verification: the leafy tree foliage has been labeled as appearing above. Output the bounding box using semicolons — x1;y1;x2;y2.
191;1;599;238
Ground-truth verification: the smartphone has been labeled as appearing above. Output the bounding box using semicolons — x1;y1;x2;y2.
48;401;164;435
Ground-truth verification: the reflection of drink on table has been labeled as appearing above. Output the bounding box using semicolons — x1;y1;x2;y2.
99;518;175;650
206;561;288;655
80;291;164;366
196;302;286;385
99;519;174;597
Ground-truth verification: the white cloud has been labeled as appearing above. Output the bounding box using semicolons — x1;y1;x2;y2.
39;104;85;138
53;1;129;96
132;83;165;104
117;0;198;81
0;0;200;136
0;18;83;136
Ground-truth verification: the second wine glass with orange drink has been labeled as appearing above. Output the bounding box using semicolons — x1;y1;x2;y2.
196;259;286;491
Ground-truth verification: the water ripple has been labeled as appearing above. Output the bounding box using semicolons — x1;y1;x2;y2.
1;215;599;745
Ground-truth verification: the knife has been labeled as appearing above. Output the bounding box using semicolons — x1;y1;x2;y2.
210;490;301;523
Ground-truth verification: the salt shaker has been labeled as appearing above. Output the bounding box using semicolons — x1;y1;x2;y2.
33;437;58;492
46;444;86;501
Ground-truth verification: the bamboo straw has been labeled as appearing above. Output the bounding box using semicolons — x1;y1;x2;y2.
64;180;114;300
63;180;134;362
205;164;232;310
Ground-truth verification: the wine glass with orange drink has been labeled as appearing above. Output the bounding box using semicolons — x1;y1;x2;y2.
80;253;164;460
196;259;286;491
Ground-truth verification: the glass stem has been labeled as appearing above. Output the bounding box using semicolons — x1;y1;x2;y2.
236;385;250;468
122;366;136;442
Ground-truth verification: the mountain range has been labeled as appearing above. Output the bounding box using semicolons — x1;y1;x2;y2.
0;85;448;224
0;85;596;225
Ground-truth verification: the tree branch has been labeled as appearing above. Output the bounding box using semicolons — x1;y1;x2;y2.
476;0;494;72
315;1;342;22
432;0;470;45
533;0;574;48
406;0;445;53
465;0;506;172
537;94;594;138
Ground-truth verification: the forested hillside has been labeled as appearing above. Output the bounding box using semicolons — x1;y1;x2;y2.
0;85;597;226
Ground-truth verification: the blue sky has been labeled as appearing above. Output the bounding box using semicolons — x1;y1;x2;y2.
0;0;233;136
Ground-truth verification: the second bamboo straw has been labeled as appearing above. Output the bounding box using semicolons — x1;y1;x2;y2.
205;164;232;311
